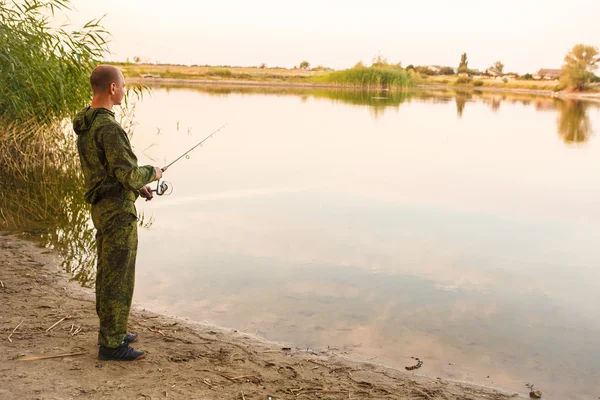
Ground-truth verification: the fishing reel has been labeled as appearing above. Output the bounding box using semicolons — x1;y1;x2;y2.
152;180;173;197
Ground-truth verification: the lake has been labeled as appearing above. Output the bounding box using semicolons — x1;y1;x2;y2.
52;85;600;399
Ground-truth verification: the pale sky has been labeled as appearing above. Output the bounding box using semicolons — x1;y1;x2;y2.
63;0;600;74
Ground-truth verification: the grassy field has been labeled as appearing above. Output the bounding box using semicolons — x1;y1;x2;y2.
114;63;324;82
413;74;560;90
114;63;599;93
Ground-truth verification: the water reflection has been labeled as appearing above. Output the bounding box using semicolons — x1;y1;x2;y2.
455;94;467;117
10;86;595;285
556;99;594;144
150;83;598;143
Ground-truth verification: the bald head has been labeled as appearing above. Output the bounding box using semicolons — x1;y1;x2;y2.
90;65;124;94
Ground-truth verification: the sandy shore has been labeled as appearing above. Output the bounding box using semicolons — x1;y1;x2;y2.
126;77;600;102
0;233;523;400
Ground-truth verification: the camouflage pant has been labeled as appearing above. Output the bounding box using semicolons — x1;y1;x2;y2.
91;198;138;348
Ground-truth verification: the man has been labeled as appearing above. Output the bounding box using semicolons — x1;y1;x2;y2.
73;65;164;361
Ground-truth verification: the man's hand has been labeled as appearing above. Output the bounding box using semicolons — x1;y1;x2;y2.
154;167;163;181
139;185;153;201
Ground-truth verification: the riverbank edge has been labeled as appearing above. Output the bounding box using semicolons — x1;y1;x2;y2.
126;77;600;102
0;232;522;399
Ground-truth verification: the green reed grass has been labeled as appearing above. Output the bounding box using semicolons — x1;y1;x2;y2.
0;0;109;123
315;66;414;89
0;0;108;229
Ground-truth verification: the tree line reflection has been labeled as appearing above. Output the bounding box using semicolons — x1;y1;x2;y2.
155;84;597;144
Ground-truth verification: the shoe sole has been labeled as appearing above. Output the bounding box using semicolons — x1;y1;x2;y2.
97;354;145;361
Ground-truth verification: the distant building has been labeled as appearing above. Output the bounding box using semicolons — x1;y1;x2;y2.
534;69;561;80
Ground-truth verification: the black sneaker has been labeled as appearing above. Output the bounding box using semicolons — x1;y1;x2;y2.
124;333;138;344
98;342;145;361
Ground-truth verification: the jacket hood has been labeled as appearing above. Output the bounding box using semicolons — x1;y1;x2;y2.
73;107;114;135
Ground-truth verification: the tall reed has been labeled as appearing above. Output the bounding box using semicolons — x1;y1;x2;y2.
0;0;108;229
0;0;108;123
316;66;414;89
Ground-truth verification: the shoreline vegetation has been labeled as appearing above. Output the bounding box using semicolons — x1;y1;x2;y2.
116;63;600;101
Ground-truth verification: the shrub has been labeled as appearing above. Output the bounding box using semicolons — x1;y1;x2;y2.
473;80;484;87
439;67;455;75
553;83;566;92
456;77;472;84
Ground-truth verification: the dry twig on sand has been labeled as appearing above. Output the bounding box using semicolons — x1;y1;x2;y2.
8;320;24;343
201;379;212;388
45;315;71;332
18;352;86;361
147;326;166;336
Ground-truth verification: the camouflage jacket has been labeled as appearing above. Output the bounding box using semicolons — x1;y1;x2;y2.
73;107;155;204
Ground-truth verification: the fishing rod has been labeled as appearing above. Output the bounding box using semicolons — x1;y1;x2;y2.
151;123;228;197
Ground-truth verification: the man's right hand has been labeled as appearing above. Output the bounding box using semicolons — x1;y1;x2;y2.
154;167;163;181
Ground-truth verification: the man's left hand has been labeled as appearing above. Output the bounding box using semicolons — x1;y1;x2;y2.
140;185;153;201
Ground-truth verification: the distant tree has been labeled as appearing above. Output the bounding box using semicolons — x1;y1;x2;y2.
522;73;533;80
133;56;141;64
490;61;504;76
560;44;599;91
299;61;310;70
439;66;455;75
458;53;469;74
259;63;267;69
354;61;365;68
414;66;438;75
406;64;415;70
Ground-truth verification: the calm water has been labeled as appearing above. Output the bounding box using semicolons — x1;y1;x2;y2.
62;86;600;398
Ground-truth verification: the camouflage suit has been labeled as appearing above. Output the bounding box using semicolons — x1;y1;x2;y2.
73;107;155;348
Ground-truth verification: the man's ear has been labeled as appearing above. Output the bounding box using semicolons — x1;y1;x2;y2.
109;82;116;94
